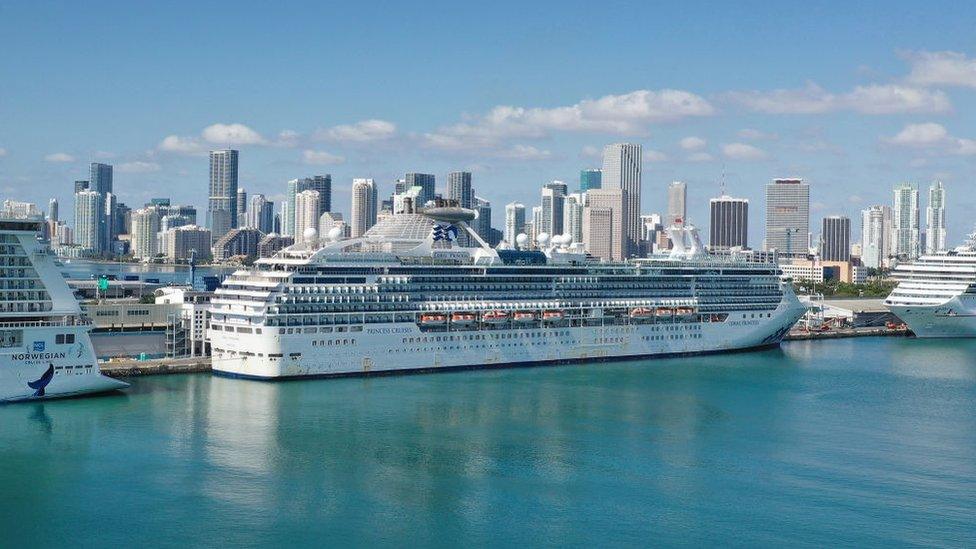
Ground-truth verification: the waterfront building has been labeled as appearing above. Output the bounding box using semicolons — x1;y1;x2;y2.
563;193;585;244
212;227;261;262
709;195;749;251
285;175;333;236
160;225;212;262
764;178;810;256
130;207;162;259
861;205;892;269
601;143;641;257
541;181;567;236
258;233;294;258
48;198;59;222
926;181;947;254
351;179;378;238
405;173;436;207
667;181;687;226
73;190;103;254
504;202;525;245
892;183;920;260
294;190;321;244
246;194;275;234
207;149;239;241
580;169;601;192
447;172;473;209
155;287;213;358
584;187;625;261
821;216;851;262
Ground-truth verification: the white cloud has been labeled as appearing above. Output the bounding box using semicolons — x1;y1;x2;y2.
44;152;75;162
302;149;345;165
277;129;301;147
644;149;668;162
737;128;777;140
117;161;161;173
492;145;552;160
722;142;768;160
158;135;206;154
686;152;714;163
201;123;266;145
423;88;714;152
317;119;397;142
884;122;976;155
905;50;976;88
580;145;602;159
725;82;950;115
679;136;706;151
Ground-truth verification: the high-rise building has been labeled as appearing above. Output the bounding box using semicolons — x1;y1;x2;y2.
892;183;920;260
74;180;90;193
541;181;567;236
131;207;162;259
580;169;601;192
584;187;625;261
821;216;851;262
405;173;436;207
212;228;262;261
246;194;275;234
236;188;248;227
160;225;212;262
601;143;641;257
73;190;103;254
258;233;294;258
318;212;348;239
351;179;378;238
285;175;332;235
472;196;493;245
48;198;59;222
447;172;473;209
563;193;585;244
504;202;526;245
640;214;664;256
667;181;687;226
926;181;947;254
89;162;113;195
860;205;892;269
294;190;321;244
764;178;810;256
207;149;239;241
709;195;749;250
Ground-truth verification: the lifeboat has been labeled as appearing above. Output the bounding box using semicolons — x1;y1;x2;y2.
482;310;509;324
675;307;695;317
451;312;477;326
629;307;654;319
513;311;536;323
542;310;564;321
655;307;674;317
420;313;447;326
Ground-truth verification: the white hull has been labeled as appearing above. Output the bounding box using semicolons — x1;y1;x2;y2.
0;325;128;403
888;294;976;338
212;302;805;379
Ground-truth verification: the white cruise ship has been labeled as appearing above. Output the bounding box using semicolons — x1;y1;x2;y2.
209;204;806;380
0;213;128;402
885;232;976;337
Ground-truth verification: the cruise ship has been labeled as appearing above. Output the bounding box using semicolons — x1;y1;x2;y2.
209;204;806;379
885;231;976;337
0;213;128;402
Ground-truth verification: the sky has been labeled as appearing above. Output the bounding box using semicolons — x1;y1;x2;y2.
2;1;976;245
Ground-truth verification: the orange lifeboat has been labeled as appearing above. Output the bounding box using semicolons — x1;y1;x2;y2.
451;312;476;326
513;311;536;323
542;310;564;321
420;313;447;326
675;307;695;317
655;307;674;317
629;307;654;319
482;310;509;324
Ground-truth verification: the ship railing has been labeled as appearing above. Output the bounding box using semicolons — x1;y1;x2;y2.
0;316;92;328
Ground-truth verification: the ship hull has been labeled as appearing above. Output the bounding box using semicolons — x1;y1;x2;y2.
887;294;976;338
211;301;806;380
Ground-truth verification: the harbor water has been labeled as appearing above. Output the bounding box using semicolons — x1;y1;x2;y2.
2;337;974;547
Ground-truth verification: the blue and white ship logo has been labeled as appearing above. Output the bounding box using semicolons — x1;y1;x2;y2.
431;224;458;242
33;341;45;352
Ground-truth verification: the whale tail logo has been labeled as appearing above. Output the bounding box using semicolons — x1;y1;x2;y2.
27;364;55;397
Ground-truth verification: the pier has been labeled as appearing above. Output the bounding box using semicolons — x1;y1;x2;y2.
100;357;211;378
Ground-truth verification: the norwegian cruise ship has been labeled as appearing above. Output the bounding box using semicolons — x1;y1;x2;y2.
885;231;976;337
209;204;806;380
0;213;128;402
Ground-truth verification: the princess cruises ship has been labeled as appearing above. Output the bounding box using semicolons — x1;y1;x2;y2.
885;230;976;337
0;212;128;402
209;203;806;380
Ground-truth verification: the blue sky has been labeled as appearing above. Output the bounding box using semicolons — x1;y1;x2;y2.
3;1;976;243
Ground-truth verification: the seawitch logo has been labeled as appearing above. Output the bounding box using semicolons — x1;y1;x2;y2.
27;363;55;397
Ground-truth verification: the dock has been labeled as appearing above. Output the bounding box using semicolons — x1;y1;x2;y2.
99;357;211;378
785;326;910;341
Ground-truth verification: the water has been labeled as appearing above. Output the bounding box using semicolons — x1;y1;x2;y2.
2;338;975;547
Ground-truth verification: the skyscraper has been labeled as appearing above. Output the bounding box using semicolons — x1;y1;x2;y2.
892;183;920;260
764;178;810;256
89;162;113;195
472;196;493;244
821;216;851;262
131;207;162;259
247;194;275;234
563;193;585;244
294;190;321;244
601;143;641;257
709;195;749;250
580;169;601;192
667;181;687;226
447;172;473;208
48;198;58;222
541;181;567;236
405;173;436;206
504;202;526;245
74;180;90;193
861;205;892;269
236;188;248;227
285;175;332;235
73;190;102;254
351;179;378;238
584;187;625;261
207;149;239;241
926;181;947;254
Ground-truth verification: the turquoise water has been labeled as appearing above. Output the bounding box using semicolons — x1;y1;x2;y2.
2;338;975;547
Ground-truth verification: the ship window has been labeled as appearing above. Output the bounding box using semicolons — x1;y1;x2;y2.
66;334;74;344
56;334;64;344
